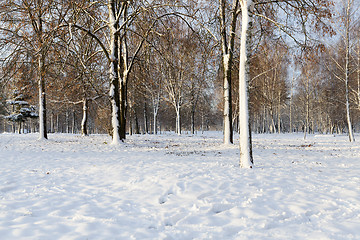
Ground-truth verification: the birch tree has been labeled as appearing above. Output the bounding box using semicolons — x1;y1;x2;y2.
341;0;355;142
237;0;333;167
238;0;254;168
322;0;358;141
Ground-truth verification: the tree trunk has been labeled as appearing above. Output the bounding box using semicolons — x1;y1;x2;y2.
239;0;254;168
135;111;140;134
108;1;122;144
66;110;70;133
357;42;360;110
176;106;181;135
128;108;133;135
277;91;281;134
345;1;355;142
56;114;59;133
119;76;127;140
201;113;204;133
289;78;293;133
38;52;47;139
191;105;195;134
262;105;266;133
270;108;276;133
118;4;130;141
81;98;88;136
153;107;158;135
72;110;76;134
109;64;121;144
144;102;148;134
223;54;233;144
220;0;239;144
35;6;47;140
18;122;21;134
50;112;54;133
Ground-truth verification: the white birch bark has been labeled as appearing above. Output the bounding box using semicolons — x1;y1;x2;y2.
153;110;158;134
153;94;160;134
239;0;254;168
223;54;232;144
38;53;47;140
176;106;181;135
37;9;47;139
345;0;355;142
81;98;88;136
108;0;121;145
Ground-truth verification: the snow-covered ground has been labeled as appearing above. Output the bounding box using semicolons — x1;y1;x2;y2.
1;132;359;240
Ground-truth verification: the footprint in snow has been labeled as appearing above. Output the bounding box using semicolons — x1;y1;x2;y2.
197;191;214;200
159;189;174;204
176;182;185;191
219;182;230;190
164;212;188;226
159;183;185;204
210;204;234;214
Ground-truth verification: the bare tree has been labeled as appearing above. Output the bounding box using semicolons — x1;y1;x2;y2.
324;0;358;142
237;0;334;167
219;0;241;144
0;0;69;139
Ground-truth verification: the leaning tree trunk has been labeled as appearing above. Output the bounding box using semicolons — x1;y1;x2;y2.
239;0;254;168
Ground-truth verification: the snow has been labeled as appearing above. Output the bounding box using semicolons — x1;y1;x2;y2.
1;132;360;239
6;100;29;106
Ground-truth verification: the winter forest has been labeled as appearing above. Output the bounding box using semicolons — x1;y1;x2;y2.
1;0;360;161
1;0;360;239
